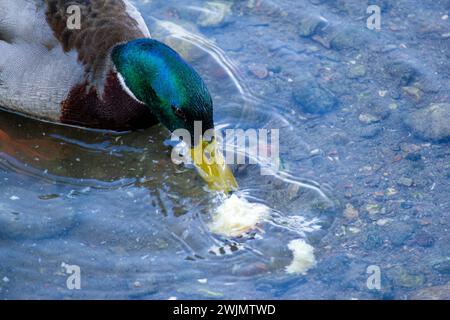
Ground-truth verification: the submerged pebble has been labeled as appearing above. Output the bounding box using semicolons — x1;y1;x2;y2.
297;14;328;37
431;258;450;275
384;59;418;86
362;227;384;250
330;27;367;50
404;103;450;141
292;81;339;114
358;124;382;138
413;230;435;248
197;1;233;28
358;113;381;125
248;63;269;79
410;283;450;300
150;20;207;62
347;64;367;79
391;267;426;289
397;177;414;187
402;86;422;100
386;222;415;247
343;203;359;220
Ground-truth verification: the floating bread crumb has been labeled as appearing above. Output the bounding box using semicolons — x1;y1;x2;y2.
208;194;269;237
286;239;316;275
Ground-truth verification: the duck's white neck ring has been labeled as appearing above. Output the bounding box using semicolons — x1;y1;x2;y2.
116;71;146;105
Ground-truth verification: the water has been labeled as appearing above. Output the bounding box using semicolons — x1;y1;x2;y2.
1;0;449;299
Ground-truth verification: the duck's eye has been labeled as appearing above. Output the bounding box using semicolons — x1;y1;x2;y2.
172;105;186;120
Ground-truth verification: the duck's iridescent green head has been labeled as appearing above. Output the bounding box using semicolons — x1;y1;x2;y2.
111;38;214;136
111;38;238;194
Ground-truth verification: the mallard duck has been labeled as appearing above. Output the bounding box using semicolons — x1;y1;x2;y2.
0;0;237;192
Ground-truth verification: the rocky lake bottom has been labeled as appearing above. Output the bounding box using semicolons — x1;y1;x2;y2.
0;0;449;299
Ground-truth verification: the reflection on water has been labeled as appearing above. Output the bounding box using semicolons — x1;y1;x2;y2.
0;71;335;298
0;0;337;299
3;0;447;299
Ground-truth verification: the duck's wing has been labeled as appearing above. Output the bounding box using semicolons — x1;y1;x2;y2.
45;1;150;75
45;0;151;87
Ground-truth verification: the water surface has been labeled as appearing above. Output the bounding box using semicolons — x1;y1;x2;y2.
1;0;449;299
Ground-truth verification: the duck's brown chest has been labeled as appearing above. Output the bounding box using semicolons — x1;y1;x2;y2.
61;72;158;131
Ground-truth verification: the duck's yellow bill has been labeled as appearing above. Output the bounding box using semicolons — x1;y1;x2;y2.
191;139;238;194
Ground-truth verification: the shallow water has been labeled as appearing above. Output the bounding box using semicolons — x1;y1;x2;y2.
1;0;449;299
